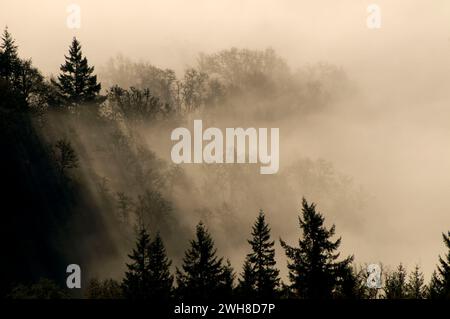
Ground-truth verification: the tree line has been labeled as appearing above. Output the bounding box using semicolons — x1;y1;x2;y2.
10;199;450;300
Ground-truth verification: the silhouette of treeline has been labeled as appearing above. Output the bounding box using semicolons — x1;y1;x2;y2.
84;200;450;300
1;27;449;300
9;200;450;300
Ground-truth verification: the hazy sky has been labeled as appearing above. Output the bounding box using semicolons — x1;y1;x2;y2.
2;0;449;78
3;0;450;279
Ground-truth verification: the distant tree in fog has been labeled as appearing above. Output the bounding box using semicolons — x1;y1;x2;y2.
101;55;179;108
106;85;170;121
197;47;289;91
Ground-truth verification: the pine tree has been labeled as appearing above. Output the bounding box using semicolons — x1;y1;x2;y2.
335;265;367;299
238;259;256;297
280;198;353;299
239;210;280;299
122;227;151;299
52;37;101;107
148;232;173;300
406;265;425;299
0;26;19;80
427;270;442;299
384;263;407;299
438;231;450;298
219;259;235;298
430;231;450;299
176;222;227;301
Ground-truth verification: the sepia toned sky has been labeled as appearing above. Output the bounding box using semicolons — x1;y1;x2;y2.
2;0;450;279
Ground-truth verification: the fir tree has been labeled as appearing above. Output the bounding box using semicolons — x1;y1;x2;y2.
431;231;450;299
384;263;407;299
0;26;19;80
335;265;367;299
280;198;353;299
240;210;279;299
437;231;450;298
238;259;256;297
427;270;442;299
406;265;425;299
52;37;101;107
122;227;152;299
219;259;235;298
148;232;173;300
176;222;227;301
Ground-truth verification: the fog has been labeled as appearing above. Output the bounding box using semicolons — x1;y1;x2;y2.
2;0;450;281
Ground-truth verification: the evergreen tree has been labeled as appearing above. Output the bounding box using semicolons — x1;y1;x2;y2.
219;259;235;298
176;222;228;301
52;37;101;107
239;210;279;299
430;231;450;299
0;27;45;105
384;263;407;299
238;259;256;297
427;270;442;299
335;265;368;299
0;26;19;80
122;227;152;299
280;198;353;299
148;232;173;301
437;231;450;298
406;265;425;299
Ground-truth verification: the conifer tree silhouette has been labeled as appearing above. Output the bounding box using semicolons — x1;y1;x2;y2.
239;210;279;299
428;270;442;299
280;198;353;299
148;232;173;301
238;259;257;297
176;222;230;301
430;231;450;299
384;263;407;299
122;227;152;299
406;265;425;299
0;27;19;80
52;37;101;107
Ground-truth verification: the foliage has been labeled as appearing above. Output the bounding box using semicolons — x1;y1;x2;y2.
238;210;280;298
51;37;102;107
280;198;353;299
9;278;69;299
